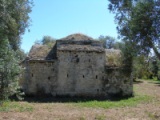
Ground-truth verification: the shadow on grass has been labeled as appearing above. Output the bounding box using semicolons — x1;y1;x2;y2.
154;82;160;84
11;94;133;103
145;79;160;86
133;80;143;84
153;81;160;87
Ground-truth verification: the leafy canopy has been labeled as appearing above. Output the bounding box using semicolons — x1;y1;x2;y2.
98;35;116;49
108;0;160;60
0;0;32;100
0;0;33;50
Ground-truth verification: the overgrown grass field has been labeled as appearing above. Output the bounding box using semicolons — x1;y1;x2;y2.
0;81;153;112
0;79;160;120
75;94;152;109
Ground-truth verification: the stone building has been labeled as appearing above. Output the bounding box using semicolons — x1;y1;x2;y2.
21;34;133;98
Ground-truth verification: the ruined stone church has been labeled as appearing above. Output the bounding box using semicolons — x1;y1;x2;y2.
21;33;133;97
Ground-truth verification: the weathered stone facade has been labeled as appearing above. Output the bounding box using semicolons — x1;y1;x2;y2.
21;34;133;98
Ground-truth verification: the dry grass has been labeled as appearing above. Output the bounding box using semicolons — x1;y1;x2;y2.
0;80;160;120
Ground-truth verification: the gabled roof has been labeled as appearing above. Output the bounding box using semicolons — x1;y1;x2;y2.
27;33;105;60
57;33;104;52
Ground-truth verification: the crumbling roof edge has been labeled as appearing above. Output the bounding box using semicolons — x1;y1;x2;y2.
57;49;105;53
21;59;56;63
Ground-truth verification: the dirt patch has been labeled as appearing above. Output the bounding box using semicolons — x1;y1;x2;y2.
0;80;160;120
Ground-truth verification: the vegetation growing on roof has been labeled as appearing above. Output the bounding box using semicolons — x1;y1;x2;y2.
28;44;54;60
59;33;94;41
105;49;123;67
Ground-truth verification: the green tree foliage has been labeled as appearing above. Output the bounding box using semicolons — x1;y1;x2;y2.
41;36;56;47
132;55;160;80
15;49;26;61
113;41;125;50
0;0;32;100
151;60;158;77
98;35;126;50
0;39;21;100
158;60;160;80
108;0;160;60
34;36;56;48
133;56;151;79
0;0;33;50
98;35;116;49
149;57;160;80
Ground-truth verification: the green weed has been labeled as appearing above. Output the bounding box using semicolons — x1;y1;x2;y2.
0;101;33;112
79;116;86;120
146;111;159;120
75;95;152;109
95;114;106;120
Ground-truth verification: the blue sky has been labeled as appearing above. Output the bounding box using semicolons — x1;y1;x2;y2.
21;0;118;52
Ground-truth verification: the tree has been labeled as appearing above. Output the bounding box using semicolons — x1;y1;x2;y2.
15;49;27;61
98;35;116;49
0;0;33;50
132;55;151;79
108;0;160;60
0;39;21;100
41;36;56;46
113;41;125;50
149;57;159;80
34;36;56;48
0;0;32;100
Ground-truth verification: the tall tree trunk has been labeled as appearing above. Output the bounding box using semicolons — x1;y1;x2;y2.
0;73;4;100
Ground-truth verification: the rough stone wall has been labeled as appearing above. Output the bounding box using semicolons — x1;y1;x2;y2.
56;51;106;96
21;33;133;98
103;49;133;97
21;51;133;98
104;67;133;97
21;60;57;95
